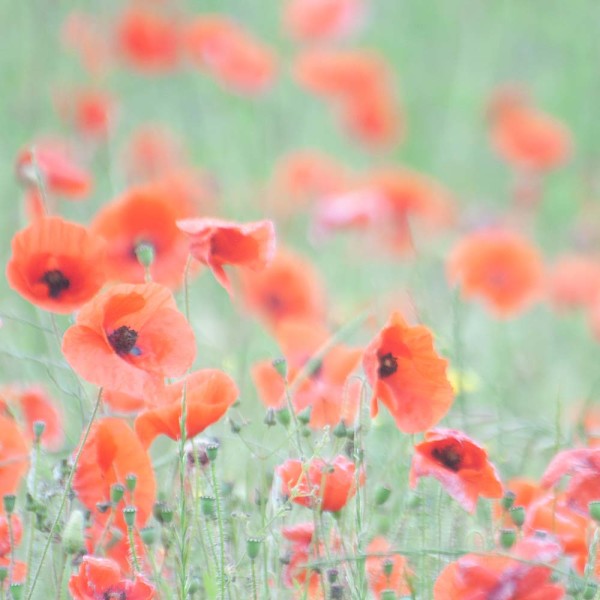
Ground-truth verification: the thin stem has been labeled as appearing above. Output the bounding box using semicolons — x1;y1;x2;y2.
210;460;227;600
128;526;141;573
250;559;258;600
25;387;103;600
6;515;14;587
24;436;42;592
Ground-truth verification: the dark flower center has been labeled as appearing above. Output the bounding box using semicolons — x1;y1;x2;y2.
432;445;463;472
377;352;398;378
41;269;70;299
107;326;139;356
104;590;126;600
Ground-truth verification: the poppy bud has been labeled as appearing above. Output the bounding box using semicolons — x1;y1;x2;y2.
188;578;201;594
123;506;137;528
140;526;157;546
264;408;276;427
501;491;516;511
499;528;517;549
247;537;262;560
383;559;394;578
509;506;525;527
63;510;85;554
206;443;219;462
583;582;598;600
327;568;338;584
201;496;216;517
111;483;125;504
9;583;23;600
301;426;311;438
333;421;347;438
276;408;291;427
32;420;46;442
135;242;155;268
590;500;600;523
272;358;287;379
229;418;242;433
298;406;312;425
125;473;137;492
375;485;392;506
3;495;16;515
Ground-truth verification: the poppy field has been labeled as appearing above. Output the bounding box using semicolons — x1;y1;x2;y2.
2;1;600;598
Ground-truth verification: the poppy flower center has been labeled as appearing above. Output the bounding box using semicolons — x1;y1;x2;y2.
107;326;139;356
41;269;70;298
103;590;126;600
377;352;398;378
432;445;463;472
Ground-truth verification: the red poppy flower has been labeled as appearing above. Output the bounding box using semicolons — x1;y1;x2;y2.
69;555;155;600
0;414;29;509
410;428;503;513
176;217;276;295
448;228;544;317
91;182;198;288
434;538;564;600
252;319;362;428
6;217;107;314
493;478;542;526
185;16;276;95
281;522;315;547
240;249;326;328
134;369;238;448
547;254;600;311
116;6;179;73
16;140;92;198
363;312;454;433
0;515;22;557
366;537;412;599
56;88;115;139
276;455;364;512
0;558;26;589
61;11;112;76
73;418;156;534
62;282;196;398
284;0;366;42
281;522;321;596
541;447;600;515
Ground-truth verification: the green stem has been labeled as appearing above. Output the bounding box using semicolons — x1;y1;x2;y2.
24;437;41;593
250;559;258;600
25;387;103;600
128;526;141;573
211;460;227;600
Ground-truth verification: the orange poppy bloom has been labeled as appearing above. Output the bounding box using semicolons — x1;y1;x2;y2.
62;282;196;398
73;418;156;534
69;555;155;600
489;87;572;172
541;447;600;515
16;140;92;199
92;182;198;288
0;385;64;451
434;540;564;600
6;217;107;314
276;455;364;512
134;369;238;448
448;229;544;317
284;0;366;42
0;559;26;589
56;88;115;139
0;515;22;557
366;537;412;598
240;249;326;328
252;319;362;428
547;254;600;311
410;429;503;513
0;414;29;509
363;312;454;433
176;217;276;295
281;522;321;598
116;6;180;73
185;16;276;95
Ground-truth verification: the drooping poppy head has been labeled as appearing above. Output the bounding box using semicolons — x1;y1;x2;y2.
134;369;239;448
410;428;503;513
73;418;156;534
0;414;29;509
62;282;196;398
284;0;367;43
366;537;412;599
363;311;454;433
541;447;600;515
276;455;364;512
546;254;600;311
69;555;155;600
448;228;544;317
116;6;180;73
6;217;107;314
489;87;572;172
184;16;276;95
176;217;276;296
15;139;92;199
240;249;326;328
92;182;198;288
